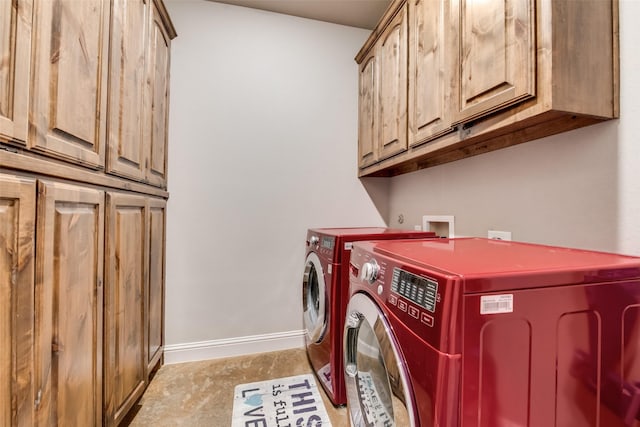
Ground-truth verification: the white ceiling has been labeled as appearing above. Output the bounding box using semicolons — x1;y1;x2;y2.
208;0;392;30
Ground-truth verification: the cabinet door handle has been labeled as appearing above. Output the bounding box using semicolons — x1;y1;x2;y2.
35;389;42;409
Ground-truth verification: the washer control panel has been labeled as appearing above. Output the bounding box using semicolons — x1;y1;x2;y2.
391;268;438;313
308;234;336;258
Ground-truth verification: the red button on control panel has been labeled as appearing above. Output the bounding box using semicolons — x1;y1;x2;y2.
398;300;407;312
408;306;419;319
389;295;398;306
421;312;434;327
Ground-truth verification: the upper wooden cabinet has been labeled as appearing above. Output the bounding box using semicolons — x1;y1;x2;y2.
29;0;110;169
452;0;536;123
357;0;618;177
0;0;32;145
0;175;35;427
107;0;175;188
378;5;408;161
357;53;378;168
408;0;452;147
357;4;408;167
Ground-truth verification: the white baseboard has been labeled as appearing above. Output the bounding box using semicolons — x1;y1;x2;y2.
163;329;306;365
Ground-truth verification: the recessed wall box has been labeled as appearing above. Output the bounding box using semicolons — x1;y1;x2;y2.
423;215;455;238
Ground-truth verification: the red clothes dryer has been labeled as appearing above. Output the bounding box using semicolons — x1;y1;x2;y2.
302;227;436;406
345;238;640;426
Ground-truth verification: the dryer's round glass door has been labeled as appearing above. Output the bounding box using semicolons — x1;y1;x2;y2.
344;293;414;427
302;252;326;343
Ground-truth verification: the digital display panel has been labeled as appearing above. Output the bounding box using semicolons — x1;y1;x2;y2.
321;237;335;250
391;268;438;312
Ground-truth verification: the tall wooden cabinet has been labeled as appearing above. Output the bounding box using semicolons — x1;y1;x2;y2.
0;175;35;427
104;193;147;426
34;182;104;427
147;198;166;373
357;0;618;177
0;0;175;425
102;193;166;426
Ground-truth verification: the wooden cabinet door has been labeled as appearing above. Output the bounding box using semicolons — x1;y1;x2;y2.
0;175;35;427
146;198;165;373
29;0;110;168
145;1;172;188
377;4;408;161
104;193;147;427
452;0;535;123
408;0;452;147
107;0;149;182
0;0;31;144
34;181;104;427
358;53;378;168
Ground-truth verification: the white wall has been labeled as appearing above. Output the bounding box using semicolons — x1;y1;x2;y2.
164;0;640;361
164;1;388;357
388;0;640;257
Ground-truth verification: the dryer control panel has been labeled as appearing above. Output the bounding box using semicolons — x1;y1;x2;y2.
349;242;462;354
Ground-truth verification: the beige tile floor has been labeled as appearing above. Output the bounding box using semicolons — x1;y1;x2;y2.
124;348;348;426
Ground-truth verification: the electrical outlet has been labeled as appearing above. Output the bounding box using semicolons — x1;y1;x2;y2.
488;230;512;241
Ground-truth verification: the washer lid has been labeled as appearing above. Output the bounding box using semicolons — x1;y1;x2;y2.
309;228;436;264
362;238;640;293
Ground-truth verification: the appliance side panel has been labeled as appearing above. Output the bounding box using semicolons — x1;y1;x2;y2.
621;305;640;426
555;311;601;426
476;318;532;427
463;294;539;427
464;281;640;427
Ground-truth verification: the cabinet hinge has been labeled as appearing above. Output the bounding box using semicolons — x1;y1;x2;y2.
458;123;473;139
0;145;19;153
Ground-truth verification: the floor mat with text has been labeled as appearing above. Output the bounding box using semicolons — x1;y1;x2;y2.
232;374;332;427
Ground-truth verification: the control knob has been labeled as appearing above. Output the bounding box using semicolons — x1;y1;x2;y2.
359;259;379;284
309;235;319;248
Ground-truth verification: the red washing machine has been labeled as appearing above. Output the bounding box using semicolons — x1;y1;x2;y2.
302;228;436;406
344;237;640;427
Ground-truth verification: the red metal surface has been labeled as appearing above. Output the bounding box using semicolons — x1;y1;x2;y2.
371;237;640;292
303;227;436;406
348;237;640;426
